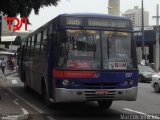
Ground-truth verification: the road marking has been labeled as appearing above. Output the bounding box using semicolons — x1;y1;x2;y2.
8;88;45;114
12;80;18;84
1;115;19;120
21;108;29;115
13;99;19;105
123;108;160;119
46;116;56;120
7;75;15;79
17;108;29;120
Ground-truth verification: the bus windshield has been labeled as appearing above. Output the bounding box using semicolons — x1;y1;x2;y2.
57;29;134;70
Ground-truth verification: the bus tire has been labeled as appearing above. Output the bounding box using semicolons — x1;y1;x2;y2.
42;82;53;108
97;101;113;109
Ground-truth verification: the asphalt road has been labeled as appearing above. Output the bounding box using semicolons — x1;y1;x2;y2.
0;73;160;120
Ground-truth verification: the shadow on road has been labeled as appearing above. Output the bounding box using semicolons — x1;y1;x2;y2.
9;86;124;120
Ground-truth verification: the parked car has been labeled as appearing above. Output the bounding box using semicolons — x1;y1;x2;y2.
138;65;156;82
151;74;160;93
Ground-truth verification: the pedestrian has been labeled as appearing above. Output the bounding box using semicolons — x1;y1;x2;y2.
8;58;14;71
1;58;6;74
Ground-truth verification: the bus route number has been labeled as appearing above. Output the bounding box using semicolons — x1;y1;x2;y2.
66;18;81;25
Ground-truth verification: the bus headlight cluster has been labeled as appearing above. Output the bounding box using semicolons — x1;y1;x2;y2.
129;80;134;86
123;80;128;86
123;80;135;86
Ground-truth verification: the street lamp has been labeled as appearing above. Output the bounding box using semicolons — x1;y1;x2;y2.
141;0;145;63
0;16;2;43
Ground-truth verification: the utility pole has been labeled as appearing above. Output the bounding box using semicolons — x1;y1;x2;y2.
141;0;145;63
153;4;160;72
0;16;2;43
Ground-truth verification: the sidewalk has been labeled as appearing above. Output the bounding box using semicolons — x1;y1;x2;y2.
0;68;17;77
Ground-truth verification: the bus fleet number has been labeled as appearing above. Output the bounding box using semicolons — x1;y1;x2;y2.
125;73;132;78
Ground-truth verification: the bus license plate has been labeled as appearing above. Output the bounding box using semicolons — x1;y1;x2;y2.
96;90;108;95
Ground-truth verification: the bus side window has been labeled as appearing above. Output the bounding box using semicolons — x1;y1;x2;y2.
28;37;32;57
26;38;29;57
39;31;43;56
30;36;35;57
33;34;37;56
25;39;28;58
41;29;48;55
35;33;41;56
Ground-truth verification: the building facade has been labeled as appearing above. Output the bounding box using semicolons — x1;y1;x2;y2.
123;6;149;27
0;12;13;35
134;26;160;71
0;12;30;50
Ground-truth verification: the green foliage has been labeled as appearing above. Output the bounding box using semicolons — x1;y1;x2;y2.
0;0;59;18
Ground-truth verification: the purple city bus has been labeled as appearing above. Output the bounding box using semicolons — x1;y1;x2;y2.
17;13;139;109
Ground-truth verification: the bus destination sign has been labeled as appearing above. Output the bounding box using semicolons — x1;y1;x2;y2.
62;17;130;28
88;19;129;28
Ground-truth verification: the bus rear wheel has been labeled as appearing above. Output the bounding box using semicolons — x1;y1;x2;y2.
23;73;30;91
97;101;113;109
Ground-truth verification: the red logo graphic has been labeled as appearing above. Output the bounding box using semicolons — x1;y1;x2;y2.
5;17;28;31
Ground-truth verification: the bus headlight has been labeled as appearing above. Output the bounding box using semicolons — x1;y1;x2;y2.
129;80;134;86
63;79;70;86
122;80;135;86
123;80;128;86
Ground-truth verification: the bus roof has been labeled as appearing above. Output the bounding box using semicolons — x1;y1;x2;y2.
26;13;131;38
58;13;130;20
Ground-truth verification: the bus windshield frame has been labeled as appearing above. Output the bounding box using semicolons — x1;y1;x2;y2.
56;29;136;70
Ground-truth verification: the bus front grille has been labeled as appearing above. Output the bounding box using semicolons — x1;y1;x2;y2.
84;90;116;101
83;83;118;89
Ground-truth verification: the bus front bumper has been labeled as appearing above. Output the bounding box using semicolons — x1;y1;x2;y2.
54;87;138;103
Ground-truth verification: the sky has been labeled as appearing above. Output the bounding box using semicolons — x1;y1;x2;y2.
24;0;160;31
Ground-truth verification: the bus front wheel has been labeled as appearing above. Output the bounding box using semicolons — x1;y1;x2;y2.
154;83;160;93
42;84;53;108
97;101;113;109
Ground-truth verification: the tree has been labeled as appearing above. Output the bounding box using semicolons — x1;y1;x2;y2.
0;0;59;21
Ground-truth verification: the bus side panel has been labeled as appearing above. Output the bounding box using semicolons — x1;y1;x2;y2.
30;55;48;94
